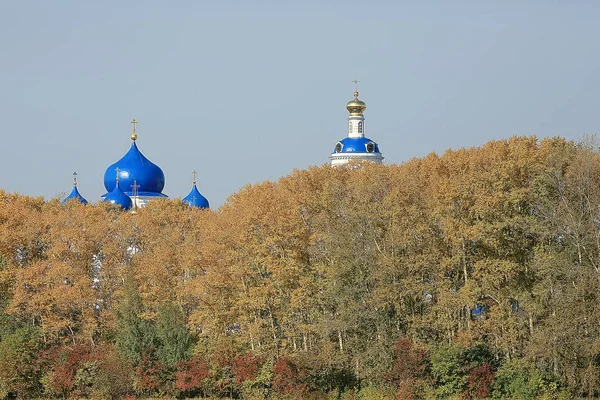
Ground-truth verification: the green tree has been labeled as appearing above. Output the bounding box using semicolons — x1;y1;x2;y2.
430;345;465;398
0;327;43;398
115;279;157;365
155;302;193;366
493;359;561;399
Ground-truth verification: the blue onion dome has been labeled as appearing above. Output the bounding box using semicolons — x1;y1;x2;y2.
103;180;132;210
333;137;381;154
62;172;88;204
183;172;209;208
63;186;88;205
102;120;167;198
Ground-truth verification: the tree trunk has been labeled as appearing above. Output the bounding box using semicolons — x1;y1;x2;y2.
462;239;468;283
528;314;534;335
303;333;308;351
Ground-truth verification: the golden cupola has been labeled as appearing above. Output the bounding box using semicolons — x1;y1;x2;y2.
346;91;367;115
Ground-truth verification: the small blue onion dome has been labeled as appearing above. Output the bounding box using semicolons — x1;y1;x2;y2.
62;173;88;204
183;184;209;209
103;142;166;197
333;137;381;154
63;185;88;205
103;181;132;210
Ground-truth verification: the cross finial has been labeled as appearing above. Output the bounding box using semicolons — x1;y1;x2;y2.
73;171;78;186
131;180;140;195
192;170;197;185
352;78;360;93
130;119;138;141
131;180;140;210
115;167;120;182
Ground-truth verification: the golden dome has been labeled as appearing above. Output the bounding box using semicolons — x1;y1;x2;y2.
346;91;366;115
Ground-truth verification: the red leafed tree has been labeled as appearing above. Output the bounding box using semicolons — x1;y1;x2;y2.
463;362;494;399
232;352;264;385
396;380;418;400
387;338;429;400
388;337;428;383
43;344;92;397
135;351;167;394
174;355;210;394
272;356;308;396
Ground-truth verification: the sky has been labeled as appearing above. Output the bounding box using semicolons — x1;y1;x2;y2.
1;1;599;208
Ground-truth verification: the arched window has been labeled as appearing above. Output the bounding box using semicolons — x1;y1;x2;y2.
358;121;363;134
366;142;375;153
335;142;343;153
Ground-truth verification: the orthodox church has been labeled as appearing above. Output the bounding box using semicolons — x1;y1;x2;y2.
329;90;383;166
62;119;209;210
63;88;383;209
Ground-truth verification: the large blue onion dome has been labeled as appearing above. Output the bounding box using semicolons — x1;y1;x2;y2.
333;137;381;154
62;172;88;204
183;172;209;208
103;180;132;210
102;120;167;198
103;142;166;197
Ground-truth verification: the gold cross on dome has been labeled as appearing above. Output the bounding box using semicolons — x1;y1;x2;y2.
115;167;120;182
73;171;78;186
352;78;360;92
130;119;138;141
192;170;197;185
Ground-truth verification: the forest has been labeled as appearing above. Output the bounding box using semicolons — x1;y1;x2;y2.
1;136;600;399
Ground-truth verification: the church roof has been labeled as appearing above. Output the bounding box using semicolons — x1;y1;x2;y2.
333;137;381;154
62;173;88;204
102;141;167;198
346;91;367;115
62;185;88;205
183;184;209;209
103;181;132;210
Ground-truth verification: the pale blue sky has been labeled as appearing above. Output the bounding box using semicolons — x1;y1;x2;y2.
1;1;599;207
